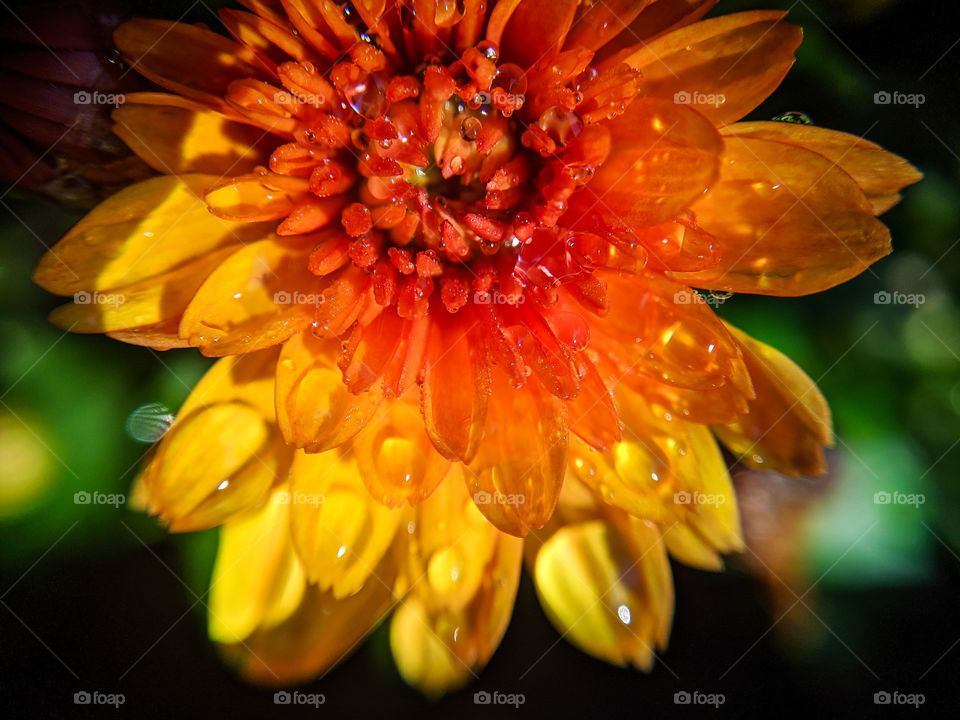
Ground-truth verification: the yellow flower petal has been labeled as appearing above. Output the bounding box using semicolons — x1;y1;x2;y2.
287;448;403;598
141;350;282;530
34;174;271;295
276;329;383;453
113;98;275;176
390;472;523;697
179;236;324;356
211;489;397;685
209;488;306;645
533;519;672;670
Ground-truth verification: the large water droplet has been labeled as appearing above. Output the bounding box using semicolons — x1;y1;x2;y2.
126;402;174;443
538;106;583;147
343;72;388;119
459;116;482;141
772;111;813;125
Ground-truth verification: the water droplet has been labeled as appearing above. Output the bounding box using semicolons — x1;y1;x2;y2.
538;106;583;147
459;116;482;141
772;111;813;125
567;165;595;184
617;604;632;625
343;71;388;119
336;544;347;559
492;63;527;97
477;40;498;61
217;479;229;491
126;402;174;443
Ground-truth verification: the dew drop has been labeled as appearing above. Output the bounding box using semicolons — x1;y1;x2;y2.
538;106;583;147
343;71;388;119
617;604;632;625
126;402;174;444
772;111;813;125
477;40;498;61
459;116;482;141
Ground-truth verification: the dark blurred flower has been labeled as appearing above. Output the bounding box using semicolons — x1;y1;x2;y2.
0;0;151;207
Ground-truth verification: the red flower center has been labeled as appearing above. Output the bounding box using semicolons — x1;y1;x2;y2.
249;39;643;323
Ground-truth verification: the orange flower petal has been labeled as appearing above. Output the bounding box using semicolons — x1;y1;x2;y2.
671;136;892;295
420;306;491;463
179;237;323;356
354;398;451;507
564;353;621;452
596;0;718;59
276;329;383;453
715;325;833;477
722;122;922;213
565;96;722;232
592;271;752;396
287;448;403;598
499;0;579;68
114;19;269;111
204;173;313;222
564;0;656;52
220;8;322;66
619;10;801;126
113;100;276;176
465;369;568;537
34;174;270;295
625;372;749;426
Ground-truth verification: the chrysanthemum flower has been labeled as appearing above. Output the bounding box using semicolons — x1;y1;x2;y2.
34;0;919;695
